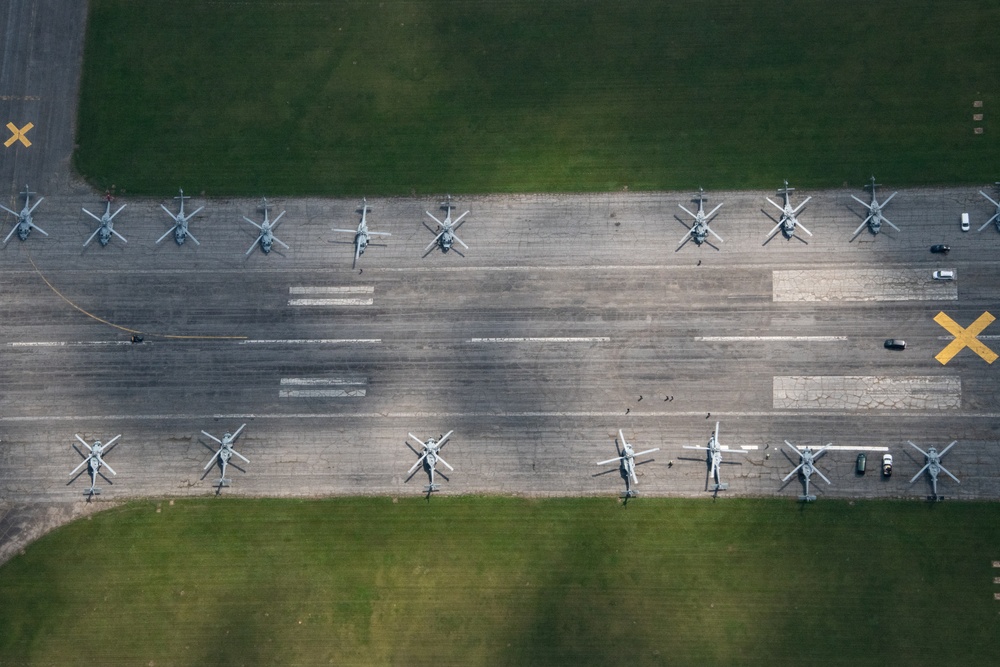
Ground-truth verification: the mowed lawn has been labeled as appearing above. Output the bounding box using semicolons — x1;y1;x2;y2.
0;498;997;666
75;1;999;196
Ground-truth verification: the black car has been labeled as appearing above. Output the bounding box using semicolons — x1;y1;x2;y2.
930;244;950;254
884;339;906;350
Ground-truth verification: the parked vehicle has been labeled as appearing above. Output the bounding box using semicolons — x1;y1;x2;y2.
930;244;950;254
856;453;867;474
961;212;970;231
882;454;893;477
884;339;906;350
933;269;955;281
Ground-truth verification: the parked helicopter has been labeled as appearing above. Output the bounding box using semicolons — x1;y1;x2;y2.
782;442;831;502
69;434;121;498
850;176;899;239
82;193;127;247
908;440;959;500
244;198;288;255
406;431;454;493
333;198;390;267
202;424;249;488
157;188;203;246
424;195;470;256
677;188;724;249
764;180;812;241
978;184;1000;232
682;421;746;492
1;185;48;243
597;430;659;498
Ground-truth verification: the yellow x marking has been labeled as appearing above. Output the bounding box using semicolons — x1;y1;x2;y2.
934;311;997;365
4;122;33;147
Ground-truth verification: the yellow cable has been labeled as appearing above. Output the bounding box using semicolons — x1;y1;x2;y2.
25;248;247;340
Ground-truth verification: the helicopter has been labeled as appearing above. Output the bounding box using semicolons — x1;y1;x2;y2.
596;430;659;498
332;198;391;267
424;195;470;256
782;441;831;502
977;183;1000;233
1;185;48;243
764;180;812;241
201;424;249;488
682;421;746;492
69;434;121;497
850;176;899;239
677;188;724;249
82;193;127;247
157;188;204;246
406;431;454;493
908;441;959;500
244;197;288;255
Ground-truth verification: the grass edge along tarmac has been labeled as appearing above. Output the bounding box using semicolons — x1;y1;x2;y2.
75;0;1000;196
0;497;997;666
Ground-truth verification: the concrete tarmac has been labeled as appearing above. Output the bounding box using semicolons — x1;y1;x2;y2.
1;1;999;563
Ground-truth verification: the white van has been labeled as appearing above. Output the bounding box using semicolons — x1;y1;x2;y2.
933;269;955;281
961;212;970;231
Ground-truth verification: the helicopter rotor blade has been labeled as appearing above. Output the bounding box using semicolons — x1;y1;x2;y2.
677;204;697;219
909;464;931;484
110;228;128;244
109;204;127;220
232;449;250;464
791;196;811;215
245;234;263;256
436;455;454;471
101;459;117;476
201;430;223;445
883;217;901;232
425;211;443;226
765;197;785;213
407;453;429;475
204;449;222;470
850;194;870;209
939;440;958;458
155;226;177;244
782;463;804;483
880;191;897;207
424;233;444;253
243;216;262;230
183;206;204;221
633;448;660;458
597;456;625;466
436;431;454;448
70;458;91;476
907;441;929;458
81;208;103;222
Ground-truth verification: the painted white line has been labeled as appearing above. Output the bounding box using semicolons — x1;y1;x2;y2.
791;445;890;452
467;337;611;343
10;341;132;347
289;286;374;294
279;389;367;398
280;378;367;386
239;339;381;345
6;410;1000;422
696;336;847;342
774;376;961;410
738;446;760;451
288;298;373;306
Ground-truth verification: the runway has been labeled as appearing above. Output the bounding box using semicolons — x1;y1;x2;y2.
2;0;1000;563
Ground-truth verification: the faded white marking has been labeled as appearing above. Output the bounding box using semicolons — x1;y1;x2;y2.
789;445;891;452
289;286;374;294
773;269;958;302
239;339;381;345
696;336;847;342
279;389;367;398
773;376;961;410
280;378;366;386
288;298;373;306
468;337;611;343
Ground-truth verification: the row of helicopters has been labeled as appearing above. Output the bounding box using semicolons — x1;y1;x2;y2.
676;178;1000;248
8;181;1000;259
0;188;471;263
593;422;960;502
68;421;961;502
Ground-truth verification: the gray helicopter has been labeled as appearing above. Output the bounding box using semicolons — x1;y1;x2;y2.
244;197;288;255
782;441;831;502
424;195;470;256
333;198;390;268
407;431;455;493
157;188;204;246
202;424;249;488
70;434;121;497
682;421;746;492
82;193;127;247
977;183;1000;232
850;176;899;239
597;430;659;498
764;180;812;241
1;185;48;243
677;188;724;249
908;440;959;500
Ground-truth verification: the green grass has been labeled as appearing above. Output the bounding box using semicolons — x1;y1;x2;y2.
0;498;998;666
75;1;1000;196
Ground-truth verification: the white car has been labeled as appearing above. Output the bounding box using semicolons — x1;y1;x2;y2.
961;212;970;231
933;269;955;281
882;454;893;477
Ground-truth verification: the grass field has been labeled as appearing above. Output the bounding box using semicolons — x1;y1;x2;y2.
75;1;1000;196
1;497;998;666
